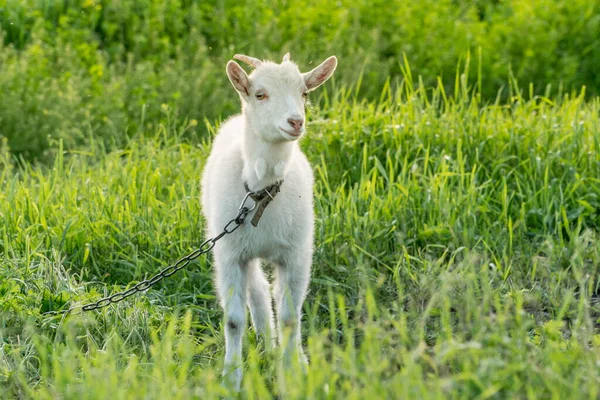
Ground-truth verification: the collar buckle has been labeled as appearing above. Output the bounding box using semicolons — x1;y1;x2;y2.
243;180;284;226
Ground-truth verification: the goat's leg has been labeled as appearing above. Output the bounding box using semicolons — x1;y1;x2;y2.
246;259;276;349
215;254;248;392
274;252;311;366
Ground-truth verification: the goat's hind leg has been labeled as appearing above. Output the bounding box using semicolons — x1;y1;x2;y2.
274;252;311;367
246;259;276;349
215;253;249;392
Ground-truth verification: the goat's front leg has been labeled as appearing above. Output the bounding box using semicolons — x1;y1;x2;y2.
247;259;276;349
215;252;249;392
274;252;311;366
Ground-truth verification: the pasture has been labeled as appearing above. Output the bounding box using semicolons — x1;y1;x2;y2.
1;0;599;398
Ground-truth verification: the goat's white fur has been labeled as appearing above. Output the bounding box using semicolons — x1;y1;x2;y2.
201;53;337;391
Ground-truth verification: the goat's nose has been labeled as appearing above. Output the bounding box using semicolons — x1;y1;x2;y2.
287;117;304;130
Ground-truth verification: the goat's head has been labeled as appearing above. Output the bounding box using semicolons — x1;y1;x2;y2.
226;52;337;142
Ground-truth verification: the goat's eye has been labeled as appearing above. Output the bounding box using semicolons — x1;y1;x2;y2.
302;91;308;99
255;92;266;100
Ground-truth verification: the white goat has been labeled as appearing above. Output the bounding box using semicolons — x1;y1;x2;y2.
201;52;337;390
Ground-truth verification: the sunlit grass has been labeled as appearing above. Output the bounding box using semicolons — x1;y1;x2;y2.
1;76;599;398
2;0;600;159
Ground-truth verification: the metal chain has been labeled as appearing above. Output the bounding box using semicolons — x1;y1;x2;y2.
43;190;262;317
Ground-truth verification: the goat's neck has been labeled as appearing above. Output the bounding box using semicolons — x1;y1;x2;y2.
242;129;297;190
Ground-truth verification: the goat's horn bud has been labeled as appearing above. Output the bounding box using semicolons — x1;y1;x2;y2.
233;54;263;68
283;52;290;62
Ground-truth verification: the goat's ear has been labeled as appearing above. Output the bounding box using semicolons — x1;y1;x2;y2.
303;56;337;92
226;61;251;97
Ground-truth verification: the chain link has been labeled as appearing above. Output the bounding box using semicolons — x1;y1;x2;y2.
43;198;260;317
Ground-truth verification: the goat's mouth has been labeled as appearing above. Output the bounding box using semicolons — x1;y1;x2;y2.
279;127;303;139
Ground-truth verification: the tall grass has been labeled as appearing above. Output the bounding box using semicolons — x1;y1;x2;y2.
1;1;599;397
1;0;600;159
1;74;599;397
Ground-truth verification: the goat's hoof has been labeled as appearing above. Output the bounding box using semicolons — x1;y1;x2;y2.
222;366;243;393
282;348;308;372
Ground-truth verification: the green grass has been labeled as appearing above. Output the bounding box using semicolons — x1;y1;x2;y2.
1;0;600;159
1;0;600;398
1;76;599;398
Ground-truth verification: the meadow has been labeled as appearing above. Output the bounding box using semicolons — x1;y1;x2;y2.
1;0;600;398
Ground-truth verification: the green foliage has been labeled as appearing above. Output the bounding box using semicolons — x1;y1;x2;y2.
1;0;600;159
1;0;600;397
1;79;600;397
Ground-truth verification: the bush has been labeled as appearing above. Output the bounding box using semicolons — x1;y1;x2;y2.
0;0;599;159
